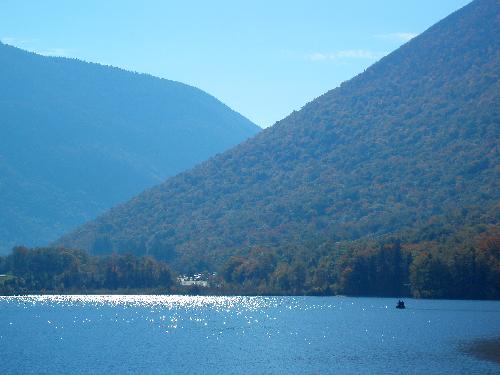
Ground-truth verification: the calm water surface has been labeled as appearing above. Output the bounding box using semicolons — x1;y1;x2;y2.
0;295;499;374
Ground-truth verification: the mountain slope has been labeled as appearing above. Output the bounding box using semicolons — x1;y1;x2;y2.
58;0;499;270
0;43;260;252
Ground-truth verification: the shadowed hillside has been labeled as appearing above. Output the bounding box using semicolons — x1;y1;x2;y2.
58;0;499;273
0;43;260;252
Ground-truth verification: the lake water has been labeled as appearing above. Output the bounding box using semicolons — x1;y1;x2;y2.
0;295;499;374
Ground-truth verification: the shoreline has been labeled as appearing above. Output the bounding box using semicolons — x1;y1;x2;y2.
463;337;500;364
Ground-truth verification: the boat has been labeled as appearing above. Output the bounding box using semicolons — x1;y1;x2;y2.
396;300;406;309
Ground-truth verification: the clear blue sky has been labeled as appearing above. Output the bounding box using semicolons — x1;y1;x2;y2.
0;0;470;128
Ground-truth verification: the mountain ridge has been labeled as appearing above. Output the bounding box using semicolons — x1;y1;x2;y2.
57;0;499;272
0;42;260;252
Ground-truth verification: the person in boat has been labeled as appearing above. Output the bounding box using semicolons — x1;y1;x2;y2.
396;300;405;309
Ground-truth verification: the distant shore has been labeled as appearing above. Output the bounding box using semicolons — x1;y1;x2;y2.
464;337;500;364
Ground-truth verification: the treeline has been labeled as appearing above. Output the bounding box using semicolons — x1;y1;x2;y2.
218;233;500;299
1;231;498;299
0;247;174;295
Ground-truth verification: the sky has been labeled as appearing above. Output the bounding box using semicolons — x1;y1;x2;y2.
0;0;471;128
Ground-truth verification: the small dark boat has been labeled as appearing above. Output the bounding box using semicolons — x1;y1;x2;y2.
396;300;406;309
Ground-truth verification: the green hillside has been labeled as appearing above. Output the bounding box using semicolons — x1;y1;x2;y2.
58;0;499;285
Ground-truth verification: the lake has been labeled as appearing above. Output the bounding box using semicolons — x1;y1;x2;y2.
0;295;499;374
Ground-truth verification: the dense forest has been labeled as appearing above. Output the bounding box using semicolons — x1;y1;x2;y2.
1;223;498;298
0;247;174;295
218;225;500;299
0;42;259;253
57;0;499;287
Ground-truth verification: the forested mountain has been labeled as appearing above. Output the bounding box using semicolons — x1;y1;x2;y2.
58;0;499;279
0;43;259;253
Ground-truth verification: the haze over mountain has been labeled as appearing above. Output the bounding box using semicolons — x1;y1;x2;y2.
0;43;260;253
58;0;499;272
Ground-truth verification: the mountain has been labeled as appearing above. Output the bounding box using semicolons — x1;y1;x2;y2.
57;0;499;273
0;43;260;253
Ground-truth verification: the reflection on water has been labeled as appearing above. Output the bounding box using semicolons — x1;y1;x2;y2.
1;295;499;374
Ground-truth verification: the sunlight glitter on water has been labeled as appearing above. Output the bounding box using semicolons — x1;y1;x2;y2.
0;295;350;336
1;296;499;374
0;294;283;310
0;295;287;338
0;294;357;310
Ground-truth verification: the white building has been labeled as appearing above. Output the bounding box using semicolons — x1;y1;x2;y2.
177;276;209;287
